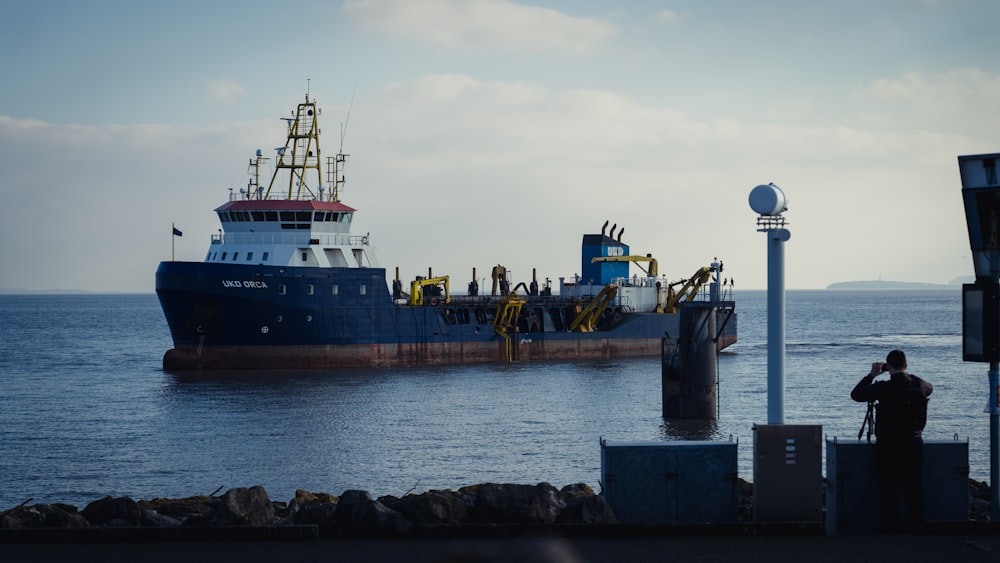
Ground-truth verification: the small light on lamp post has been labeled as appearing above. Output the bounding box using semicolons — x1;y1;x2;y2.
749;183;788;218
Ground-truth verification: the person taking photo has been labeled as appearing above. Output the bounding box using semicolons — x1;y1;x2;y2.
851;349;934;533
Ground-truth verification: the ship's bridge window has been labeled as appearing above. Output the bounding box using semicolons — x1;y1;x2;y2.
252;211;266;221
314;211;325;221
265;211;278;221
279;209;313;229
218;211;229;222
340;213;352;223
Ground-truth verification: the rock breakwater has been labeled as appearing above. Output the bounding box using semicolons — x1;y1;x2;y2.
2;478;991;537
1;482;615;537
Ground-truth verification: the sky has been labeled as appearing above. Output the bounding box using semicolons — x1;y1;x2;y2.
2;0;999;293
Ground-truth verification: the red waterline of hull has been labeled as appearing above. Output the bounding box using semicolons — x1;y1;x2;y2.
163;335;738;371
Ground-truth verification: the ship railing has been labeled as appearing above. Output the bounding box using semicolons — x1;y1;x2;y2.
211;232;367;246
682;287;728;305
227;190;315;202
609;275;673;288
684;284;734;305
614;295;637;313
433;294;571;307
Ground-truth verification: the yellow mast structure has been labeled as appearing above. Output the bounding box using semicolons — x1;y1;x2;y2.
263;93;325;201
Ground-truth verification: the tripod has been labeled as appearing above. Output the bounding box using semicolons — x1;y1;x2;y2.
858;400;876;443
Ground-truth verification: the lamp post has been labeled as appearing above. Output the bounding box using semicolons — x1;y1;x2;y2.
958;153;1000;521
750;183;790;425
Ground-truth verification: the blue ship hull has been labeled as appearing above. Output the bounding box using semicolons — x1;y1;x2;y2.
155;261;737;370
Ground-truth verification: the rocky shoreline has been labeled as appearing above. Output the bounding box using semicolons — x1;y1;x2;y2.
1;479;993;538
2;482;612;538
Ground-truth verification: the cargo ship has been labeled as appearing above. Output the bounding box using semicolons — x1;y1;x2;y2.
155;94;736;370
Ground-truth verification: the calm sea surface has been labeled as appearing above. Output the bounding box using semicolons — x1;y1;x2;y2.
0;290;992;509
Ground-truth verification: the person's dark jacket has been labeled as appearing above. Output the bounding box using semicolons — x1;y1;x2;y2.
851;372;933;440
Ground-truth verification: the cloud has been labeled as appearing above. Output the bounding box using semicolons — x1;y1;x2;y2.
865;67;1000;106
207;78;247;104
859;67;1000;139
342;0;617;53
0;115;269;292
653;9;681;24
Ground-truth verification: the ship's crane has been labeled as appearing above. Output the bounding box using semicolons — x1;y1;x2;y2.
409;276;451;306
591;254;658;277
493;291;526;361
569;284;619;332
662;266;712;314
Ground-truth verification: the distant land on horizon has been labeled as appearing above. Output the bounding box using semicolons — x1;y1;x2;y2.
826;277;972;290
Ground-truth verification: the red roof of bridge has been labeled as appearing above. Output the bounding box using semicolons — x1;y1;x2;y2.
215;199;356;212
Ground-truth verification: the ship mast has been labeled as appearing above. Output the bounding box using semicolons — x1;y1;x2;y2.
264;93;324;200
326;151;348;202
245;149;269;200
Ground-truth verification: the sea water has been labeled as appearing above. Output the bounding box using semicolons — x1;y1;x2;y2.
0;290;991;509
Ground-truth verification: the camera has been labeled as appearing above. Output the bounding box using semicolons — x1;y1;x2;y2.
880;363;891;373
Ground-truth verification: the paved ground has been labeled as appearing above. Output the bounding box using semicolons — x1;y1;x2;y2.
3;531;999;563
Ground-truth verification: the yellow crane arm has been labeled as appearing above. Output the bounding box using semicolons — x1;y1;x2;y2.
569;284;618;332
591;255;658;277
662;267;712;313
409;276;451;306
493;291;526;362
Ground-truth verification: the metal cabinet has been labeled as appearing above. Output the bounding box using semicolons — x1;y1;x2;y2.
600;439;738;524
752;424;823;522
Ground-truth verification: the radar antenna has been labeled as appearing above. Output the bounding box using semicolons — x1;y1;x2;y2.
325;80;358;202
